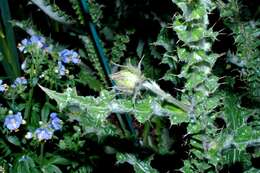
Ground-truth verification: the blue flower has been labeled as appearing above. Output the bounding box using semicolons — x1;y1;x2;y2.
50;112;58;119
30;35;45;46
18;38;30;52
4;112;23;131
11;77;27;88
35;127;53;141
0;80;6;92
57;61;66;76
14;77;27;85
59;49;71;63
49;113;62;131
21;59;27;71
18;35;50;53
58;49;80;64
71;56;80;64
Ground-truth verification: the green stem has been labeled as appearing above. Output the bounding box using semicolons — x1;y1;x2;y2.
0;29;18;78
142;81;191;112
143;122;150;146
0;0;21;78
40;143;44;166
24;87;34;120
116;114;130;136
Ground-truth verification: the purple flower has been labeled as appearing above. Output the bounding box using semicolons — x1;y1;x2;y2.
35;127;53;141
58;49;80;64
4;112;23;131
49;113;62;131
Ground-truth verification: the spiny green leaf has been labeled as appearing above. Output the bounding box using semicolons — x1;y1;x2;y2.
30;0;75;24
163;103;189;125
133;96;154;123
116;153;158;173
76;67;103;92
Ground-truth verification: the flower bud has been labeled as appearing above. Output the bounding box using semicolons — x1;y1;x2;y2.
111;64;145;94
25;132;33;139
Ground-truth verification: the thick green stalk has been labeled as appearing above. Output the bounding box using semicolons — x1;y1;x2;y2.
24;87;34;121
143;122;150;146
142;81;191;112
40;143;44;166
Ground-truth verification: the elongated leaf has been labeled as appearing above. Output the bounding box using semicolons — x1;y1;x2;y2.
0;0;20;78
42;165;62;173
6;136;21;146
12;155;40;173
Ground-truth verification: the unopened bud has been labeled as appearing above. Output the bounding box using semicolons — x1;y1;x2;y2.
111;64;145;94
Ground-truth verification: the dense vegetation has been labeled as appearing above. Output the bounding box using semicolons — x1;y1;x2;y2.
0;0;260;172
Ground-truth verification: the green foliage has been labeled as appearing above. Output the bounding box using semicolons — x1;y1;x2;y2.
0;0;21;79
1;0;260;172
11;20;40;36
69;0;85;25
110;30;134;63
89;0;104;27
39;85;188;126
116;153;158;173
79;35;108;86
76;67;103;92
39;85;120;137
30;0;75;24
221;95;260;167
218;0;260;100
158;0;260;172
11;155;39;173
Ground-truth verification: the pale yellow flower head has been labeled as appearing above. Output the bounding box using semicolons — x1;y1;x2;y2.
111;62;145;94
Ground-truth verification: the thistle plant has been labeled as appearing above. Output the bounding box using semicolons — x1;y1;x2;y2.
1;0;260;172
218;0;260;101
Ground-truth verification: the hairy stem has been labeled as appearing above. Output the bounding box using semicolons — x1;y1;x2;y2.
142;80;191;112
